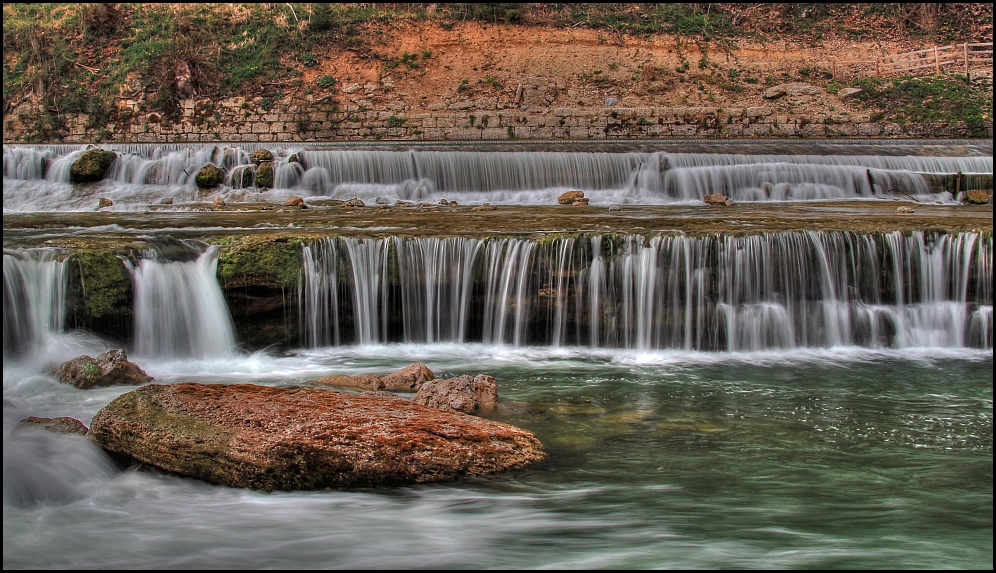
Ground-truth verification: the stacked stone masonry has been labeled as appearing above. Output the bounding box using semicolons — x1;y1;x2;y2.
4;94;992;144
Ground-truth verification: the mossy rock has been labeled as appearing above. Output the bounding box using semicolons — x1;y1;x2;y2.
71;249;132;321
195;164;224;189
249;149;274;165
231;165;254;188
215;235;304;289
287;153;300;164
70;149;116;183
962;190;993;205
255;161;274;188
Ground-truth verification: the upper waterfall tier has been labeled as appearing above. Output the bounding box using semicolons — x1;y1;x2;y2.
4;141;991;211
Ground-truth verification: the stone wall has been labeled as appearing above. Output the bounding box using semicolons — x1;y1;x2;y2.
4;93;992;144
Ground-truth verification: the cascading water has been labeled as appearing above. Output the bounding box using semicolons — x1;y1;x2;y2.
4;143;990;210
2;250;69;357
298;231;992;351
129;243;236;358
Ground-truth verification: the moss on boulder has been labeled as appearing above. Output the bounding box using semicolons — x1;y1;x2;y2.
195;164;224;189
70;249;133;324
70;149;116;183
249;149;274;165
254;161;274;188
215;234;303;289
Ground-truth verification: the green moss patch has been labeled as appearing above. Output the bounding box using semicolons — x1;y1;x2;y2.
215;234;304;289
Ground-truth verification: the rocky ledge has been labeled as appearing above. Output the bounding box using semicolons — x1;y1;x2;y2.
88;382;545;491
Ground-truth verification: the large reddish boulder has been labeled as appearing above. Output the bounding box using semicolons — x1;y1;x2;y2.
87;383;544;491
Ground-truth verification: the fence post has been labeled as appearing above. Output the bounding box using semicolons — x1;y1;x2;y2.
934;45;941;74
964;42;970;81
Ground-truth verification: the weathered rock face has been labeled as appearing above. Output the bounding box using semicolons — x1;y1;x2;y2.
17;416;89;435
195;164;223;188
558;190;585;204
249;149;274;165
53;349;154;389
308;375;384;391
254;161;274;188
70;149;116;182
88;383;545;491
380;362;435;391
414;374;499;414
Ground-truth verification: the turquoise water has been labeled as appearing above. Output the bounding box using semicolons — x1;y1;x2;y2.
3;343;991;569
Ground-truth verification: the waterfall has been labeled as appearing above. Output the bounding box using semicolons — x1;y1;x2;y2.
130;244;236;358
2;250;69;357
298;231;993;351
4;143;990;209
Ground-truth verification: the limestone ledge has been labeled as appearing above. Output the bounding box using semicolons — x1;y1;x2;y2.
4;95;992;143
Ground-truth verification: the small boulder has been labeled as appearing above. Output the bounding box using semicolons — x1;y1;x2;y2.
604;97;619;106
413;374;499;414
87;382;545;490
962;190;992;205
17;416;88;436
439;199;450;205
160;197;174;205
287;153;300;164
703;193;731;205
838;87;862;99
97;197;114;209
70;149;116;183
212;197;226;208
472;203;497;211
284;195;306;208
896;206;915;214
343;198;365;207
195;164;224;189
249;149;274;165
308;375;384;391
380;362;435;392
53;349;153;390
254;161;274;188
571;197;589;206
448;200;459;207
558;190;585;205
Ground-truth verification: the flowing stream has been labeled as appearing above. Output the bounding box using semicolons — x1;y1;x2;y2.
2;141;993;568
3;141;992;210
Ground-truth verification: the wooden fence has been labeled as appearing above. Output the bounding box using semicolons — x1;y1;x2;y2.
832;42;993;80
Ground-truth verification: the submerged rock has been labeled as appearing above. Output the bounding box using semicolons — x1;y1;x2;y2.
254;161;274;188
414;374;498;414
195;164;224;189
97;197;114;209
380;362;435;391
558;190;585;205
70;149;116;182
88;382;545;491
212;197;226;207
17;416;88;436
53;349;154;390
